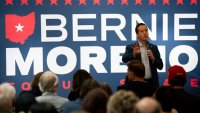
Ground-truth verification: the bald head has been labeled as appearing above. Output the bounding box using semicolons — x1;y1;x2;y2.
136;97;161;113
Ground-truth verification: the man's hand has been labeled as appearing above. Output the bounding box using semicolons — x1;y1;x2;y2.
147;50;155;61
132;44;141;55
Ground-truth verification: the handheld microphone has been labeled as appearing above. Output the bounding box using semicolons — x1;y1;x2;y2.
146;42;150;50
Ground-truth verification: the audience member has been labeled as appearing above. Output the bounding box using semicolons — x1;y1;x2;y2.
68;69;93;101
107;90;139;113
29;103;58;113
3;65;200;113
117;60;154;98
71;110;89;113
100;83;113;96
0;82;16;113
83;88;109;113
136;97;162;113
15;91;36;113
36;71;69;112
167;65;200;113
30;72;43;97
155;86;177;113
61;79;100;113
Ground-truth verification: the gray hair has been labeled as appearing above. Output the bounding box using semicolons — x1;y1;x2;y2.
107;90;139;113
38;71;58;93
0;82;16;107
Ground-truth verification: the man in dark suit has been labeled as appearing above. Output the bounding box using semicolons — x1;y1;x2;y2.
122;23;163;90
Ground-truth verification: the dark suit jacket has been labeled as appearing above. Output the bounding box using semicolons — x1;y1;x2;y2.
117;81;154;98
173;88;200;113
122;42;163;88
30;86;42;97
68;89;80;101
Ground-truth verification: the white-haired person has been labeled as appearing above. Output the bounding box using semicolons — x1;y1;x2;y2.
107;90;139;113
0;82;16;113
36;71;69;112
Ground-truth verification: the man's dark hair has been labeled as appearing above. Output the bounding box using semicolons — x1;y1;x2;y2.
168;76;186;87
127;60;145;78
135;23;146;34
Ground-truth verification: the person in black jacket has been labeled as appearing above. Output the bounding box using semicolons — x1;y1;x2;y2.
117;60;154;98
167;65;200;113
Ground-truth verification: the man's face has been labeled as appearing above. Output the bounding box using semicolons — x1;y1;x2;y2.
136;25;149;42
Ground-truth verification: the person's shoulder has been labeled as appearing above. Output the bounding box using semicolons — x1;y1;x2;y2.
62;100;74;107
117;82;137;90
149;42;157;47
185;91;200;100
35;95;46;102
149;43;159;51
55;95;69;102
175;89;200;100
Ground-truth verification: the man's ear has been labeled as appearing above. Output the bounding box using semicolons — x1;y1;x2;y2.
54;82;58;88
131;72;135;80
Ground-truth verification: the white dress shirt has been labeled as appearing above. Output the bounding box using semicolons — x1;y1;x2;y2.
138;41;152;79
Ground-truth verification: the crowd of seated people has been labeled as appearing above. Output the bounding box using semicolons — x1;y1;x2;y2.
0;60;200;113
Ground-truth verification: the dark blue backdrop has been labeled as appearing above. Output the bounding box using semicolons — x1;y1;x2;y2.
0;0;199;96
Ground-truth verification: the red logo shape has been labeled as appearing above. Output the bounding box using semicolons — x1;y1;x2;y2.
5;12;35;44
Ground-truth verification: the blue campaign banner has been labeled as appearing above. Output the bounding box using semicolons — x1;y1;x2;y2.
0;0;199;96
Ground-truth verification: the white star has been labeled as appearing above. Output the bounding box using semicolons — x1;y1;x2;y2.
15;23;24;32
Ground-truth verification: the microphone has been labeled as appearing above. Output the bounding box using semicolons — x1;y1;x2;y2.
146;41;150;50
